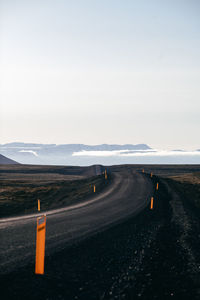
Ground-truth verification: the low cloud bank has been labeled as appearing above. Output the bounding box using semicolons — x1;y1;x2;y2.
19;150;39;157
72;149;200;157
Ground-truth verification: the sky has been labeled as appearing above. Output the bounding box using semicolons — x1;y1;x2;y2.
0;0;200;150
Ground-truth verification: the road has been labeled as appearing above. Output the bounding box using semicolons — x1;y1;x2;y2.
0;170;153;275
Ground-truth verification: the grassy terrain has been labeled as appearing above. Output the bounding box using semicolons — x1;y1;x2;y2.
0;172;111;218
165;172;200;211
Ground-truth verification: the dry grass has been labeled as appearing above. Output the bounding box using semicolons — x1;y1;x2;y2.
168;172;200;184
0;172;83;183
165;172;200;211
0;166;110;217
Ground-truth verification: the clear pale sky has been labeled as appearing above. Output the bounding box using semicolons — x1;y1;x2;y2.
0;0;200;150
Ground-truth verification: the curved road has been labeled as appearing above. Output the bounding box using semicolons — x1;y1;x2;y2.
0;170;153;274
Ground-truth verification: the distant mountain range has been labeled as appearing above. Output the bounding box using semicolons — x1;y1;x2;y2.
0;143;151;165
0;143;150;151
0;143;200;165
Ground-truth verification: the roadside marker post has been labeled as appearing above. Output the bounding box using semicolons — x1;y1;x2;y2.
142;169;144;173
38;199;40;211
105;169;107;180
156;183;159;190
150;172;153;178
94;185;96;193
35;215;46;275
150;197;154;210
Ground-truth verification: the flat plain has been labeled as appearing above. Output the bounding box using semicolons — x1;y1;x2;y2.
0;164;200;300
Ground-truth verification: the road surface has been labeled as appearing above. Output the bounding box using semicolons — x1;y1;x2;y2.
0;170;153;274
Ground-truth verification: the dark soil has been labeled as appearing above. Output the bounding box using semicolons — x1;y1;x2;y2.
1;173;200;299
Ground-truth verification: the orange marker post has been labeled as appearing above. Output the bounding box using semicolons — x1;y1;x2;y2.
156;183;159;190
105;169;107;180
150;172;153;178
142;169;144;173
35;215;46;275
150;197;154;210
94;185;96;193
38;199;40;211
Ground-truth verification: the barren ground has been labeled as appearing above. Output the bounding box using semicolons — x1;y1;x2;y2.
0;165;200;299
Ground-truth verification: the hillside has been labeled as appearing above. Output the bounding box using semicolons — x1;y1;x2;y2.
0;154;19;165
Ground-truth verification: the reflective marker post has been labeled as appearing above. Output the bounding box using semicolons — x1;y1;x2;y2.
38;199;40;211
156;183;159;190
94;185;96;193
150;197;154;210
35;215;46;275
105;169;107;180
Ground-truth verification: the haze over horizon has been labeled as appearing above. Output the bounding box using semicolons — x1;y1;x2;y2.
0;141;200;152
1;142;200;165
1;0;200;151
